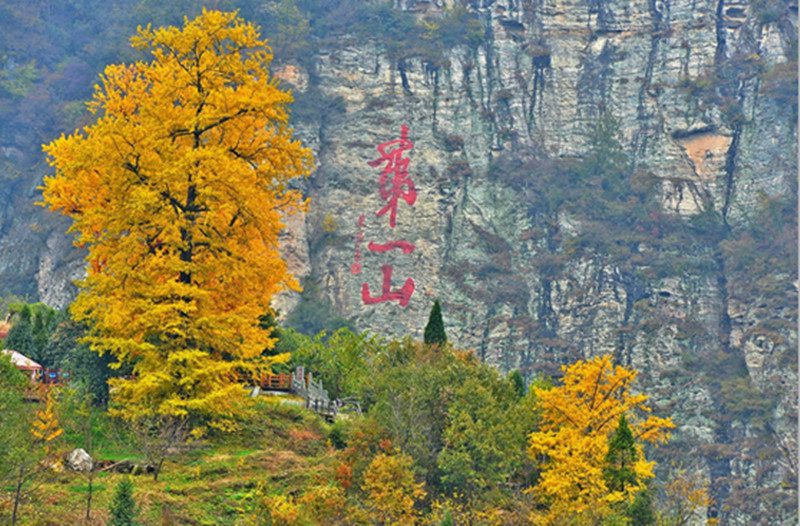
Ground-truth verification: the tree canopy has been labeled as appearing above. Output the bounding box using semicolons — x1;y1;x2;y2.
40;9;312;435
528;354;674;524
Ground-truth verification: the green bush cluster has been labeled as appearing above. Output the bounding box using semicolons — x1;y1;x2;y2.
2;303;122;405
289;329;540;506
260;1;484;68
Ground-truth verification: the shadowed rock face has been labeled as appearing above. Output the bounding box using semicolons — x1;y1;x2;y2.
2;1;796;523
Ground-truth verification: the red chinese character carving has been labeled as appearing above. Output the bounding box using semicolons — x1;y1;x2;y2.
368;125;417;228
351;215;366;275
361;264;415;307
358;125;419;307
367;240;415;254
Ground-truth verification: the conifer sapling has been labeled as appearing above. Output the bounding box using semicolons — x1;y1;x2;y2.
423;300;447;346
109;478;138;526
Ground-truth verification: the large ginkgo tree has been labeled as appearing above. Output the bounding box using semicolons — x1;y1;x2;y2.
41;9;312;473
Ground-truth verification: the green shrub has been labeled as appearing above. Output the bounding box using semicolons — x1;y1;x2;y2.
328;418;350;449
109;478;138;526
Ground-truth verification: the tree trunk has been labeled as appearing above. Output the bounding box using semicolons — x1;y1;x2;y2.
11;465;24;526
154;457;165;481
85;469;94;521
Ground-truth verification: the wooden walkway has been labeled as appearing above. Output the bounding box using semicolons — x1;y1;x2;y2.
258;367;361;421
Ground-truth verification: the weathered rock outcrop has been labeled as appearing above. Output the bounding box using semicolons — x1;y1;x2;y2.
273;1;797;523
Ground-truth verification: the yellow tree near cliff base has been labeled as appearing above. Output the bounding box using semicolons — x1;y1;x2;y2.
528;354;675;525
41;10;312;436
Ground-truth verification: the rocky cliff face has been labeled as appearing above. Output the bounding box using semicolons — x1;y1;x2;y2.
3;0;796;523
273;1;797;523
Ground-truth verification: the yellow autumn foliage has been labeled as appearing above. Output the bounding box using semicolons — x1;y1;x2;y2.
363;451;427;526
40;10;312;433
661;469;717;526
528;354;675;524
31;389;64;449
267;494;301;525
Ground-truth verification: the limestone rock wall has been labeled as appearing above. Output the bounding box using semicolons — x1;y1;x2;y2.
276;1;797;523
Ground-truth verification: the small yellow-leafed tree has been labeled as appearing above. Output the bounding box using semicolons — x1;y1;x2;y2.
528;354;674;525
31;388;64;452
661;469;716;526
363;451;427;526
40;9;312;475
9;387;64;525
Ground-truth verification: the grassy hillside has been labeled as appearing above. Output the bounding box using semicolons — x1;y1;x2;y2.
9;398;334;525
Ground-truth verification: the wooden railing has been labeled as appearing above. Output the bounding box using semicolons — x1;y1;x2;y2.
260;372;292;391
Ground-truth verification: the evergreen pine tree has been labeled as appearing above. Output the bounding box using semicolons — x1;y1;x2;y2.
423;300;447;346
109;478;138;526
5;305;34;357
603;414;638;493
30;308;59;364
508;370;526;398
4;304;61;366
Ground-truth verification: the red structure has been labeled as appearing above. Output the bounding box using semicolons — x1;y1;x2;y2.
260;372;292;391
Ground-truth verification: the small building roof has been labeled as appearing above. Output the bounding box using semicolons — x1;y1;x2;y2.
2;349;43;371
